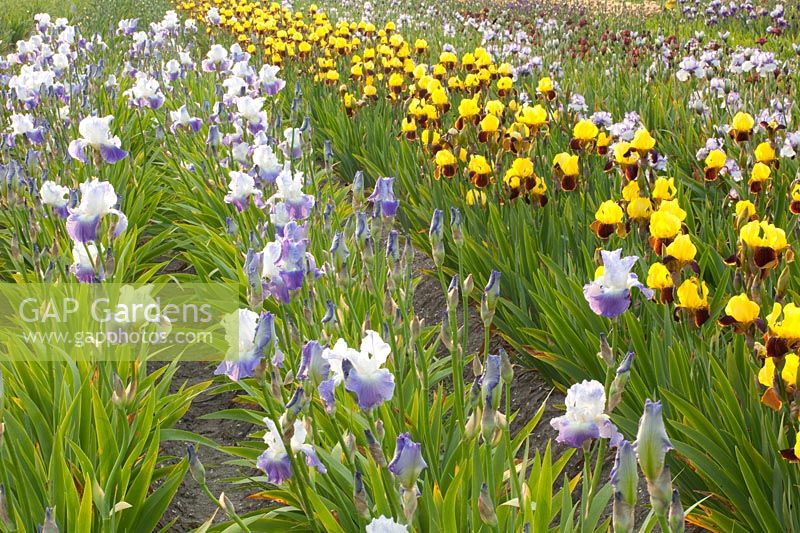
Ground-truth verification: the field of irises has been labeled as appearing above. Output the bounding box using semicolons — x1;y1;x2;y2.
1;0;799;531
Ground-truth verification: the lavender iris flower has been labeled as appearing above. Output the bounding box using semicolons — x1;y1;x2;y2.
278;128;303;159
368;177;399;217
202;44;232;73
297;340;330;385
388;433;428;489
255;224;315;304
583;249;653;318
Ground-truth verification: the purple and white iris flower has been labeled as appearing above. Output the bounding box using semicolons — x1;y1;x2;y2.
117;18;139;36
68;116;128;164
235;96;268;133
214;309;275;381
259;235;304;302
163;59;182;82
202;44;232;73
124;74;165;109
39;181;70;218
388;433;428;489
256;416;326;485
205;7;221;25
583;249;653;318
368;177;399;218
70;242;101;283
259;64;286;96
278;128;304;159
366;516;408;533
224;171;264;212
267;164;315;221
252;144;282;183
231;141;251;165
169;105;202;133
550;379;622;448
322;331;395;411
66;179;128;243
8;113;44;144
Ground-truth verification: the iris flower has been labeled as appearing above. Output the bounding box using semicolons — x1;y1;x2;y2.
279;128;304;159
368;177;399;217
169;105;202;133
550;379;622;448
366;516;408;532
71;242;101;283
388;433;428;489
124;74;165;109
8;113;44;144
322;331;395;411
224;171;264;212
66;179;127;243
214;309;275;381
583;249;653;318
256;225;313;303
202;44;232;72
68;116;128;164
256;417;326;485
267;163;315;221
39;181;70;218
252;144;282;183
259;64;286;95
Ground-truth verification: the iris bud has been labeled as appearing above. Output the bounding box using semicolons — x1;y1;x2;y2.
669;489;685;533
41;507;58;533
598;332;614;367
478;483;498;526
450;207;464;247
636;399;673;484
352;171;364;204
365;430;387;467
187;444;206;485
608;351;634;412
481;270;501;326
410;316;421;342
354;472;369;518
447;275;459;312
219;492;235;516
647;465;673;517
0;485;9;527
463;273;474;296
401;487;419;523
440;311;453;351
499;348;513;384
777;265;790;298
429;209;445;268
612;491;635;533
